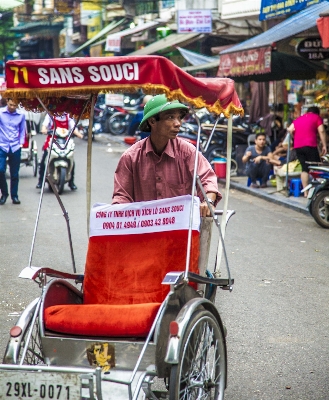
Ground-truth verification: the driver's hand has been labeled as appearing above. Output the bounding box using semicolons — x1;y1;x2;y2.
200;201;214;217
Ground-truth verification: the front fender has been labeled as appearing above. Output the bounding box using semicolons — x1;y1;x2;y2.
54;160;68;168
164;297;226;364
3;298;40;364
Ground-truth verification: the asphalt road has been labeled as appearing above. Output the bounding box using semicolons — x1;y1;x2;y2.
0;133;328;400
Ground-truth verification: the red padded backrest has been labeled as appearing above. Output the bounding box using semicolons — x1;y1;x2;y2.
83;230;199;305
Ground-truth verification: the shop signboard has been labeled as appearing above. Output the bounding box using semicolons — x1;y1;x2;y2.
105;33;121;52
218;46;272;77
296;37;329;60
177;10;212;33
259;0;326;21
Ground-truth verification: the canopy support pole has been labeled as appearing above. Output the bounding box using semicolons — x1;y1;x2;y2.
184;107;201;281
27;97;89;273
215;113;232;277
87;95;96;235
285;132;291;196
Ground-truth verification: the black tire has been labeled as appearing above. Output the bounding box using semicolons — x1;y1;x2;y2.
32;153;38;177
107;112;128;135
56;167;66;194
311;190;329;229
169;310;226;400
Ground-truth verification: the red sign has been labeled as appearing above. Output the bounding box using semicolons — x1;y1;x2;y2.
4;56;243;117
218;46;272;77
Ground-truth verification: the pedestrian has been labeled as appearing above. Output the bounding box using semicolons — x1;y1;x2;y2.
242;132;279;188
112;94;221;217
287;106;327;195
36;113;83;190
0;98;26;205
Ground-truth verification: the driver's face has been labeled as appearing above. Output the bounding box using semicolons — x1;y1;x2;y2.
149;110;185;140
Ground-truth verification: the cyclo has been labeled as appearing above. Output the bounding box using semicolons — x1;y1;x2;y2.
0;55;243;399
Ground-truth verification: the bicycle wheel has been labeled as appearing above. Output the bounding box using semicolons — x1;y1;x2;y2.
3;313;44;365
18;316;45;365
169;310;226;400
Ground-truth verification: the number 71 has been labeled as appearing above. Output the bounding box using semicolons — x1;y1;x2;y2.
10;67;29;84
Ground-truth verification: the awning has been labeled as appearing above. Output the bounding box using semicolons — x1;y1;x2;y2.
183;60;219;72
127;33;202;56
219;50;325;82
105;21;160;52
10;21;64;34
221;2;329;55
70;18;126;56
177;47;218;66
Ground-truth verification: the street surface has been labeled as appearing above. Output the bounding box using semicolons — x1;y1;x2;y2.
0;133;328;399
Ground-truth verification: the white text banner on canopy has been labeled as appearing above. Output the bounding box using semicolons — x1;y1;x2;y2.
90;195;200;237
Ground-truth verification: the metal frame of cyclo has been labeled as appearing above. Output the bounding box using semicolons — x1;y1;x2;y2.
26;94;233;288
27;95;91;273
186;108;233;290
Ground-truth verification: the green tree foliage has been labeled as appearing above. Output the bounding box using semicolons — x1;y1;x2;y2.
0;8;18;65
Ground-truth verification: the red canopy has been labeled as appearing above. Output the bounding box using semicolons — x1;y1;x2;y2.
3;55;243;117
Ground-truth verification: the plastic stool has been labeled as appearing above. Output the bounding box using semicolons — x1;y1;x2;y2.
247;177;262;187
289;178;302;197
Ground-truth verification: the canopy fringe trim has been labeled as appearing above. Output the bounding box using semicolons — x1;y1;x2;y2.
4;84;244;117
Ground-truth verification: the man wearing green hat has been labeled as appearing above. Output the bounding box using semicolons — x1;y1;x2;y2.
112;94;221;216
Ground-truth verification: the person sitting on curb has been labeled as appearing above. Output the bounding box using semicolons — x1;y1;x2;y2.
242;132;280;188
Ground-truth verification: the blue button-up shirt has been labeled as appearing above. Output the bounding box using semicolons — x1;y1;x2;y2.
0;106;26;153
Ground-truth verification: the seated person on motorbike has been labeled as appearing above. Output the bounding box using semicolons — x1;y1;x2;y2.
242;132;280;188
112;94;221;217
36;113;83;190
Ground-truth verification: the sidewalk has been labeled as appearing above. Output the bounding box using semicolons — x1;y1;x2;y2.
223;175;309;215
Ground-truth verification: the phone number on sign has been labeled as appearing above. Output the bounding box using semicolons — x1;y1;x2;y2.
103;217;176;230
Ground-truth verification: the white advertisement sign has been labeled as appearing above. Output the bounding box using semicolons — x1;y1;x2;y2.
89;195;200;237
105;93;124;106
177;9;212;34
105;33;121;52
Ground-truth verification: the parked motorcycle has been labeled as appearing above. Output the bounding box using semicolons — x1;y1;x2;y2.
304;159;329;229
47;128;75;194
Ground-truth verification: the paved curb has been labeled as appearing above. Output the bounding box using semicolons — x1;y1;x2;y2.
220;179;309;215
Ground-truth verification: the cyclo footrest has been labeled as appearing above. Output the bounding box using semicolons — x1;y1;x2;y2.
187;272;234;288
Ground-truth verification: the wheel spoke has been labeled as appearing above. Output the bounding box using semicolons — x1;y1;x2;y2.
21;317;44;365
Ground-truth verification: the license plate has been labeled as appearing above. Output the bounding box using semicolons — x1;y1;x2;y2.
307;187;315;199
0;371;80;400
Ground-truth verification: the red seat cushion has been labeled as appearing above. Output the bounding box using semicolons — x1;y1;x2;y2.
44;303;161;337
44;227;200;337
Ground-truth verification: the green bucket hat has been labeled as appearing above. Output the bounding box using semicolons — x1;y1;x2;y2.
139;94;189;132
